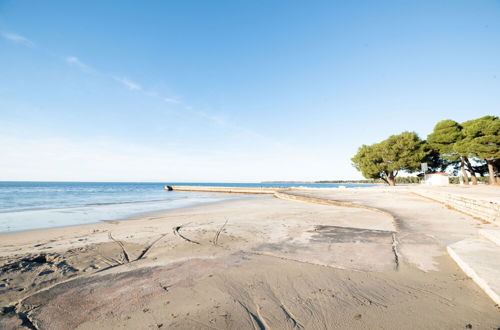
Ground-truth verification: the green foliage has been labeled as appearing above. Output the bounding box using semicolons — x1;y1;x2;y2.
316;177;422;184
456;116;500;161
426;119;462;160
391;176;421;184
449;176;489;184
379;132;429;172
351;144;384;180
351;131;429;185
423;144;454;172
351;115;499;185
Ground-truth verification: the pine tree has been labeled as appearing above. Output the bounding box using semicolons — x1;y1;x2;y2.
352;132;429;186
456;116;500;184
427;120;477;184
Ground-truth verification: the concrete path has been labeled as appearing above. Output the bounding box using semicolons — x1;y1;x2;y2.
479;229;500;245
410;186;500;224
413;185;500;203
447;236;500;305
287;189;488;270
287;188;500;305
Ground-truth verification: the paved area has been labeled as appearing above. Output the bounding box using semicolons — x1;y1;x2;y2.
288;188;500;304
411;185;500;203
447;238;500;304
289;189;488;270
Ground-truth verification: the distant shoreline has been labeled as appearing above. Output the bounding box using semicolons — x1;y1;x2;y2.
261;181;383;185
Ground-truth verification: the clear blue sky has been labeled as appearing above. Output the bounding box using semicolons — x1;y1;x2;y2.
1;1;499;182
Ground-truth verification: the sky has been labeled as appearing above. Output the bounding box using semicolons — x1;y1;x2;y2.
0;1;499;182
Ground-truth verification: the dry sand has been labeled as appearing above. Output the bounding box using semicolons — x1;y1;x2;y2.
0;189;499;329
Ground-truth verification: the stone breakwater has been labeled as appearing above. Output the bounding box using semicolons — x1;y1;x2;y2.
168;186;398;228
168;185;500;226
411;189;499;225
165;185;285;194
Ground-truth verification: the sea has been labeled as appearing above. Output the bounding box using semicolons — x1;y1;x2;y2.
0;182;377;233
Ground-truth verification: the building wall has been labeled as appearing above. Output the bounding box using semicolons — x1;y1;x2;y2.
425;174;449;186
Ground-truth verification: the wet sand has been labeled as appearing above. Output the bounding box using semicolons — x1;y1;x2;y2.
1;190;499;329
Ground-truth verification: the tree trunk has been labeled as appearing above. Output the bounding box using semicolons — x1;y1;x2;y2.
387;172;396;186
464;157;478;185
460;157;469;185
493;162;500;184
487;160;497;185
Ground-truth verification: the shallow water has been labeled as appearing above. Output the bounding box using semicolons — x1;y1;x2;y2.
0;182;240;232
0;181;377;232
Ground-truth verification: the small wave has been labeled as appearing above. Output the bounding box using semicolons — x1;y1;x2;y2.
84;198;176;207
0;197;190;214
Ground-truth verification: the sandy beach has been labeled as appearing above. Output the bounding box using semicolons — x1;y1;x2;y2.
1;188;499;329
3;1;500;328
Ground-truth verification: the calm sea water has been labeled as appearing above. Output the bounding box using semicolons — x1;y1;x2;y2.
0;181;377;233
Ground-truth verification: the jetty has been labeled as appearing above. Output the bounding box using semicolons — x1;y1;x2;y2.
164;185;286;194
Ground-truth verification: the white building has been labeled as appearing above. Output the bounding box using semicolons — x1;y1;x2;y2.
424;172;450;186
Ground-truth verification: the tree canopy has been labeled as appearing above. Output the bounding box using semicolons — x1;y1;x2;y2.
456;116;500;183
351;131;428;186
426;119;480;184
456;116;500;161
426;120;462;161
352;115;499;185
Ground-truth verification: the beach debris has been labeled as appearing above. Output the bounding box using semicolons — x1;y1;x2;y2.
279;304;304;329
107;232;131;263
213;219;229;246
136;233;168;260
97;254;122;267
391;233;400;270
173;224;200;245
236;300;267;330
